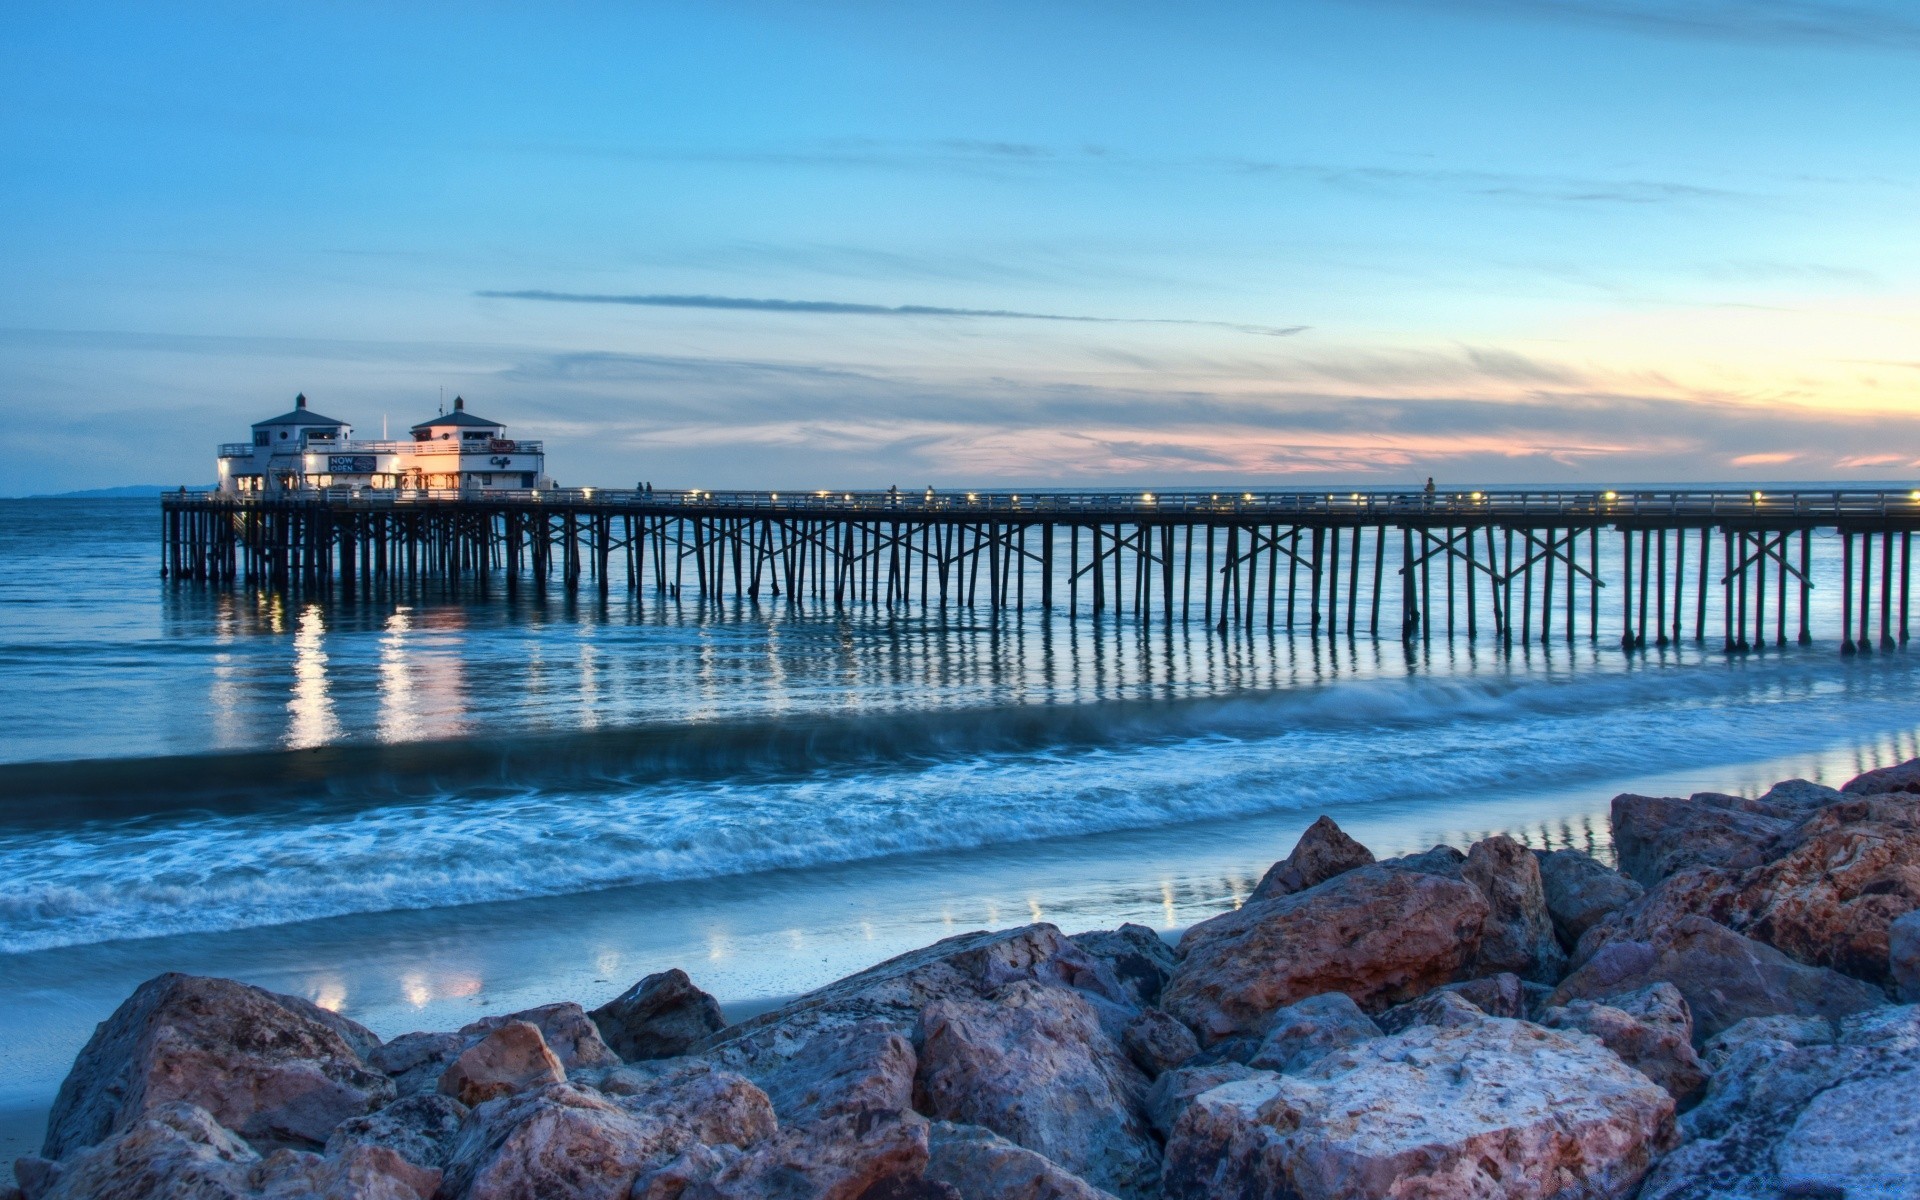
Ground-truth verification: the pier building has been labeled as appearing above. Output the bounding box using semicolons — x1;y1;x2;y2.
217;395;547;494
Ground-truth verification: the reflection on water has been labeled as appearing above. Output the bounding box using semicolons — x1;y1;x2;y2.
378;608;417;743
286;603;339;749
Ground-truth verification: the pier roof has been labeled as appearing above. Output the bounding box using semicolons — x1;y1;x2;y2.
410;396;501;432
251;393;347;429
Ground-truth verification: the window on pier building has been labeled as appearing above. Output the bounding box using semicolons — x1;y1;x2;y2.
254;432;269;447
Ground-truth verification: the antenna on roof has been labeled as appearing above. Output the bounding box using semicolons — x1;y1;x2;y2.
455;395;464;412
439;385;444;416
296;393;307;409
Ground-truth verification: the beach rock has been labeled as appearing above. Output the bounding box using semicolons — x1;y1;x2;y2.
914;979;1158;1200
1537;848;1644;948
1248;816;1374;901
1843;756;1920;796
1611;792;1789;885
323;1093;467;1173
735;1019;917;1125
589;969;726;1062
437;1021;565;1107
1549;915;1884;1042
1540;983;1709;1106
1067;925;1176;1009
1374;987;1488;1034
1119;1008;1198;1078
1720;795;1920;985
41;973;394;1159
1161;1017;1675;1200
1570;864;1738;967
635;1110;933;1200
1379;843;1466;878
1895;909;1920;1002
21;1103;431;1200
440;1073;774;1200
698;924;1135;1075
369;1032;467;1099
462;1003;619;1073
1639;1004;1920;1200
924;1121;1117;1200
1756;778;1845;812
1142;1062;1262;1139
1164;864;1487;1041
1462;834;1568;983
1246;991;1380;1072
1435;972;1528;1019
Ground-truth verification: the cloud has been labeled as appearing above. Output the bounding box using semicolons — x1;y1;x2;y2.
1731;452;1800;466
1368;0;1920;51
474;290;1309;338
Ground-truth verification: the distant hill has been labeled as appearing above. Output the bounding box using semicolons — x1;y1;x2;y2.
24;485;217;498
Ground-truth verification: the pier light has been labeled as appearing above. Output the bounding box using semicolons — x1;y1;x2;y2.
1753;491;1764;501
1472;491;1483;500
968;492;977;501
1604;490;1618;502
1911;491;1919;501
771;492;778;501
582;487;593;499
1142;492;1155;503
1244;493;1254;501
1350;492;1360;500
844;493;853;501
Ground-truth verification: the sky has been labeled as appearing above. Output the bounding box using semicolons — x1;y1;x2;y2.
3;0;1919;494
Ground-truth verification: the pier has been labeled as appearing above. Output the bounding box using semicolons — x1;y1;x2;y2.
160;487;1920;653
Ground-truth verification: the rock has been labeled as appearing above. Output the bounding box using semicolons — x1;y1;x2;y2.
1719;795;1920;985
1162;1018;1675;1200
1756;778;1845;811
1549;916;1884;1042
323;1093;467;1172
734;1019;917;1125
1142;1062;1262;1139
440;1074;774;1200
699;924;1135;1077
1537;848;1645;949
589;969;726;1062
637;1110;932;1200
369;1032;466;1098
462;1003;619;1073
1379;843;1465;878
1067;925;1176;1009
924;1121;1118;1200
1246;992;1380;1073
1248;816;1374;901
914;980;1158;1200
1611;792;1790;885
1842;756;1920;796
437;1021;565;1107
1462;834;1568;983
42;974;395;1158
1569;865;1738;968
1699;1012;1837;1069
1895;909;1920;1002
1539;983;1709;1106
1436;972;1528;1019
1374;988;1487;1034
24;1104;430;1200
1164;864;1487;1041
1638;1004;1920;1200
1118;1009;1198;1078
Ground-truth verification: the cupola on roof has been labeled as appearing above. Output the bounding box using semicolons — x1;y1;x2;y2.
410;395;503;432
252;392;349;429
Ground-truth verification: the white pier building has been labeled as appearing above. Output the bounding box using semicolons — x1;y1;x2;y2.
218;395;549;494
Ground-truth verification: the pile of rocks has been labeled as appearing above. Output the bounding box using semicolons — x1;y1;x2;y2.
15;762;1920;1199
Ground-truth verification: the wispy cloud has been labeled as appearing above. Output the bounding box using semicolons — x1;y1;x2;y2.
474;290;1309;338
1368;0;1920;51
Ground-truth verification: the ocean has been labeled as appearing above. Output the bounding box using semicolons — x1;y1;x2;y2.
4;494;1920;1161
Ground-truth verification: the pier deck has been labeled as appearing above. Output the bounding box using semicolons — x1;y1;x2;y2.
161;487;1920;652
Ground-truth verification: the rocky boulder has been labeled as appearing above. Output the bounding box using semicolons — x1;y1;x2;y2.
1119;1008;1199;1078
461;1002;619;1073
1374;987;1489;1034
20;1103;431;1200
1162;1017;1676;1200
1549;915;1884;1043
1611;792;1790;885
369;1032;466;1099
323;1093;467;1174
1463;834;1568;983
1639;1005;1920;1199
1248;816;1374;901
1379;843;1466;878
733;1018;917;1125
924;1121;1119;1200
1163;864;1487;1041
1142;1062;1261;1139
589;969;726;1061
437;1021;565;1107
915;980;1158;1200
1246;992;1381;1073
41;973;394;1159
1537;848;1644;949
634;1110;934;1200
1067;925;1176;1009
1842;757;1920;796
1894;909;1920;1003
1539;983;1709;1106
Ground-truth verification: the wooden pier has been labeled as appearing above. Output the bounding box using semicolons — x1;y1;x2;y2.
161;487;1920;653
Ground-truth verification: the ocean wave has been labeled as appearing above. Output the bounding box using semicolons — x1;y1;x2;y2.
3;652;1918;953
